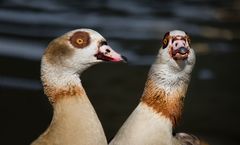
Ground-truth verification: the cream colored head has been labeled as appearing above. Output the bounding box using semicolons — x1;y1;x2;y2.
155;30;195;73
42;28;126;74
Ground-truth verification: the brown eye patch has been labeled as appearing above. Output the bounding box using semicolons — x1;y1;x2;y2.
185;32;191;46
186;35;191;46
162;32;170;49
70;31;90;48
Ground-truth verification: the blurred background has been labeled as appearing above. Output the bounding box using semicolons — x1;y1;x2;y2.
0;0;239;144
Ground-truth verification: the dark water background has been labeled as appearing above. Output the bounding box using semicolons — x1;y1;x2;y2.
0;0;239;144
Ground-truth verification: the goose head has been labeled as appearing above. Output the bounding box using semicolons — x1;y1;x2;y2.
43;28;127;74
156;30;195;73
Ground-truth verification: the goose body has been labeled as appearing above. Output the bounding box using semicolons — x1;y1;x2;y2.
31;29;126;145
110;30;203;145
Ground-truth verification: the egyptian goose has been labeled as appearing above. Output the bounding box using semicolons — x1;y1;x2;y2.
110;30;204;145
31;29;126;145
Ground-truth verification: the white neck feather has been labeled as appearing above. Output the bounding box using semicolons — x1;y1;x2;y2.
149;62;191;95
41;57;87;87
32;58;107;145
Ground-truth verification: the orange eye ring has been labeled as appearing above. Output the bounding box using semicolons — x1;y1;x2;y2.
187;37;191;44
163;38;168;45
76;38;84;45
186;36;191;46
162;38;169;49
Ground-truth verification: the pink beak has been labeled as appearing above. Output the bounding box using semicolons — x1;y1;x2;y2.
95;45;127;63
171;38;190;60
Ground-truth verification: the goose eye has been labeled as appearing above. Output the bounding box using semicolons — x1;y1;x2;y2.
162;31;170;49
76;38;84;45
186;36;191;47
187;37;191;45
162;38;169;49
163;38;168;45
70;31;90;48
185;32;191;46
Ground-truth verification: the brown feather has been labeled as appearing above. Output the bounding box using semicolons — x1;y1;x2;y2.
42;79;86;103
141;79;185;127
44;36;74;65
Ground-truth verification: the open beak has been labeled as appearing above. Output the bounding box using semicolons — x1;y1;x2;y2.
95;45;127;63
172;47;189;60
171;39;190;60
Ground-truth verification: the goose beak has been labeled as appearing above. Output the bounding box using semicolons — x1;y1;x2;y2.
171;39;190;60
172;47;189;60
95;45;127;63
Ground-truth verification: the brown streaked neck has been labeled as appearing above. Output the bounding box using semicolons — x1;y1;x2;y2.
141;65;190;127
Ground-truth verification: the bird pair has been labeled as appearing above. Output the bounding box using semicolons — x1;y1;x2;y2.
31;29;202;145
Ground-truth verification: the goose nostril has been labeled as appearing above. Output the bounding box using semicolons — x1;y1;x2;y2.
105;49;111;54
106;49;111;53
